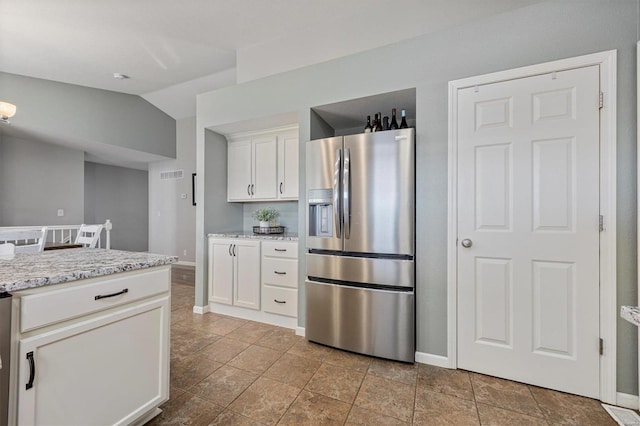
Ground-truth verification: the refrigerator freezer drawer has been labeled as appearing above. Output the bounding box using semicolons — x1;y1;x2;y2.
305;280;415;363
306;253;414;288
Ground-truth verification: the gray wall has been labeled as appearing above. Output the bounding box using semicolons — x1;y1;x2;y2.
84;162;149;252
0;135;84;226
148;117;197;261
0;72;176;158
196;1;638;393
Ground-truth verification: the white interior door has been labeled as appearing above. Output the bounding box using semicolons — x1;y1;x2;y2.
457;65;600;398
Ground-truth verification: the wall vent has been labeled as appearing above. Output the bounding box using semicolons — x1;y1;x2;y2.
160;170;184;180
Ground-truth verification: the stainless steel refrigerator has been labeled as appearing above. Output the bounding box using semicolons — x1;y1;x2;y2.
305;128;415;363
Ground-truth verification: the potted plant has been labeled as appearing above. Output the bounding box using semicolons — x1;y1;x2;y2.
252;207;279;228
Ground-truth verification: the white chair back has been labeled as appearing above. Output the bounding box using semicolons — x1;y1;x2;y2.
0;227;47;253
75;224;103;248
0;243;15;255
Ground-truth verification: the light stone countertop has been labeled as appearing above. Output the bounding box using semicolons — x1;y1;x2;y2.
0;248;177;293
208;232;299;241
621;306;640;327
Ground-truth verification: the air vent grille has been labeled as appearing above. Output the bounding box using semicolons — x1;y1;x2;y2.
160;170;184;180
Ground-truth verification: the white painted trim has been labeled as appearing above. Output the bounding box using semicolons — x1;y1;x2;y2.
447;50;617;403
616;392;639;410
295;327;305;337
637;40;640;413
192;305;209;315
176;261;196;267
415;352;451;369
208;302;298;330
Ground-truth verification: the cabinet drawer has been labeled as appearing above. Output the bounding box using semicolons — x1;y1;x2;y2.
262;285;297;317
262;241;297;259
261;257;298;288
20;267;170;333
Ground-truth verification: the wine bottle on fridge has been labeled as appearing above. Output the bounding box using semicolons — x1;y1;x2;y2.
375;112;383;132
399;109;408;129
364;115;372;133
389;108;399;129
372;114;379;132
382;116;389;131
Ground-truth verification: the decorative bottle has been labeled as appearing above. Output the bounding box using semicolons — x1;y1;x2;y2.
389;108;399;129
375;112;383;132
364;115;372;133
399;109;408;129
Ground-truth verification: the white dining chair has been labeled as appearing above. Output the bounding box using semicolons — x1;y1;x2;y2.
0;227;48;253
75;224;104;248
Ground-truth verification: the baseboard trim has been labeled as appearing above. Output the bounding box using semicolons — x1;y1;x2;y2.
175;261;196;267
296;327;305;337
415;352;451;368
192;305;209;315
208;302;297;330
616;392;639;410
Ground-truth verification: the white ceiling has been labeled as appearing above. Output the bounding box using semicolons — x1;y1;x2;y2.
0;0;542;167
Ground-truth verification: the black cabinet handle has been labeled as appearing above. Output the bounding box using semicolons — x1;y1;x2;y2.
274;299;286;304
280;182;283;194
228;244;232;256
251;184;254;195
247;184;251;196
274;248;287;252
95;288;129;300
274;271;286;275
26;351;35;390
232;244;236;256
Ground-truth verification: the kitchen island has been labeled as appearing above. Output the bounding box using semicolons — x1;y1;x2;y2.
0;248;177;426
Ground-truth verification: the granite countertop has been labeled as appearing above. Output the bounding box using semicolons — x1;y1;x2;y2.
208;232;299;241
621;306;640;327
0;248;177;292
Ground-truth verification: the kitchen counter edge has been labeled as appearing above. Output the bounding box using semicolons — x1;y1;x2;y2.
208;232;299;241
0;248;178;293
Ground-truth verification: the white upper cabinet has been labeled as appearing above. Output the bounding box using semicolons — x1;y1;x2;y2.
227;125;298;202
227;140;253;201
277;131;299;200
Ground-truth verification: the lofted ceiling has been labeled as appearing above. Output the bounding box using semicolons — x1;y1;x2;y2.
0;0;542;167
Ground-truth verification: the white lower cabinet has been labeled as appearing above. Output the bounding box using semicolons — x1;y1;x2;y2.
13;267;171;426
208;238;261;310
208;237;298;327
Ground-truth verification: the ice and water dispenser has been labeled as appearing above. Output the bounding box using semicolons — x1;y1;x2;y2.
308;189;334;237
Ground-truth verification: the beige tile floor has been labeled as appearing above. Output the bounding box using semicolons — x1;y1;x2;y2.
148;281;618;425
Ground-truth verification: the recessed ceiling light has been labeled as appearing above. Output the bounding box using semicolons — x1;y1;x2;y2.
112;73;130;80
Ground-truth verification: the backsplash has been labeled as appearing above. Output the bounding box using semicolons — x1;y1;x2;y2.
243;201;299;234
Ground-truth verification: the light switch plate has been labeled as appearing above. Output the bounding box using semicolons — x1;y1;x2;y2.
57;209;64;217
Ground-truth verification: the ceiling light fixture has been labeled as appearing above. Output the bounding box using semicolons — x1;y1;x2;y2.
0;101;16;124
113;73;130;80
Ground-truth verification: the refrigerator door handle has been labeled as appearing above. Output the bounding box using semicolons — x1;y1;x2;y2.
333;148;342;238
343;147;351;239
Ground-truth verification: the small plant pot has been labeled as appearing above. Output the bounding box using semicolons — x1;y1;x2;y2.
259;221;270;228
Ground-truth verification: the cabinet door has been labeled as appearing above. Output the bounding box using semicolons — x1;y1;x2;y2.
234;240;261;310
227;140;252;201
18;297;170;426
209;239;234;305
252;136;277;200
278;132;299;200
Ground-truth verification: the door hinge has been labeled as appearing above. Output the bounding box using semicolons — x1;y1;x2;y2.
599;338;604;355
599;215;604;232
599;92;604;109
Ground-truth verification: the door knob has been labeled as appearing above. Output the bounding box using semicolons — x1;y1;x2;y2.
461;239;473;248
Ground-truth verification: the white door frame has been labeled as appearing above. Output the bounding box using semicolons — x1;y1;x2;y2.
447;50;617;404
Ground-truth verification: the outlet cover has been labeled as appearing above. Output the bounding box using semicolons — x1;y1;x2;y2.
57;209;64;217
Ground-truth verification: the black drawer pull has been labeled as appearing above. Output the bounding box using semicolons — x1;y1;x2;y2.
274;299;286;304
95;288;129;300
274;248;287;252
26;351;35;390
274;271;286;275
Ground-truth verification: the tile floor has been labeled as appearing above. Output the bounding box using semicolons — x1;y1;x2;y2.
148;281;618;425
